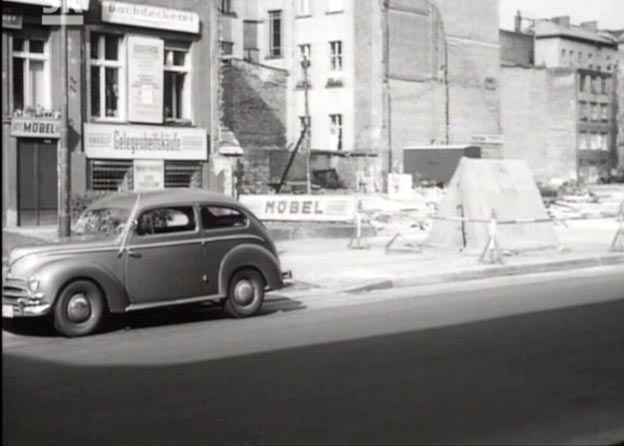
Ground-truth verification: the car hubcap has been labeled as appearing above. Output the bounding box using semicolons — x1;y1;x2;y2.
233;280;255;306
67;293;91;323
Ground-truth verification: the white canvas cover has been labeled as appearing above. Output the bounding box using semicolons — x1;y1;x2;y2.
426;158;559;252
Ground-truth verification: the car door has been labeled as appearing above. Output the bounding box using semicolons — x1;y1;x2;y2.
125;204;206;304
199;204;253;296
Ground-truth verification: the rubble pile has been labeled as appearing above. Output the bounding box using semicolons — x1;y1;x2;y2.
546;184;624;221
359;187;444;236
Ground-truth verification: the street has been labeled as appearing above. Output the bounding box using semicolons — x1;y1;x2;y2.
3;266;624;445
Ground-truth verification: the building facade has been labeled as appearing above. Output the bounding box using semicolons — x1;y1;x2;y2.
501;16;621;183
217;0;502;189
2;0;214;228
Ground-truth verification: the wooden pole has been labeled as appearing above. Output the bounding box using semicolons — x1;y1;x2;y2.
57;0;71;237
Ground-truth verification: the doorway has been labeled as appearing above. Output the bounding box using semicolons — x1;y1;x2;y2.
17;138;58;226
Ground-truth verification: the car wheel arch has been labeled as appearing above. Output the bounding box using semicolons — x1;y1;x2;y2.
218;244;282;296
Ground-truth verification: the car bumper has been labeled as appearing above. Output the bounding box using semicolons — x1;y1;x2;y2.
2;276;51;318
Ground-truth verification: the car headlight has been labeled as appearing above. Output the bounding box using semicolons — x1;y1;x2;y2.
28;277;40;292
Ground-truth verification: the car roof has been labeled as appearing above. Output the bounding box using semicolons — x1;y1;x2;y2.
89;189;242;210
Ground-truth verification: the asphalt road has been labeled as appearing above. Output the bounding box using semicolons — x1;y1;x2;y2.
3;266;624;445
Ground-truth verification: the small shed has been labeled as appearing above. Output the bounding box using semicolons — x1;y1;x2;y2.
403;145;481;185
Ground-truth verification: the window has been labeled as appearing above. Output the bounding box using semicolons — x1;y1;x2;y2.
90;33;123;119
329;114;343;150
220;41;234;56
297;0;311;16
329;41;342;72
600;77;608;95
220;0;234;14
136;206;197;236
12;37;50;112
327;0;343;13
601;104;609;121
590;132;600;150
561;49;567;65
579;131;589;150
201;206;247;230
590;76;598;94
579;101;588;121
164;161;202;188
600;133;608;151
579;74;587;92
590;102;599;121
89;160;133;191
298;44;311;82
578;52;583;63
164;45;191;121
269;10;282;57
243;21;260;62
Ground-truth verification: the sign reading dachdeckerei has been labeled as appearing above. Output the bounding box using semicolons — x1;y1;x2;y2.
101;1;200;34
239;195;357;222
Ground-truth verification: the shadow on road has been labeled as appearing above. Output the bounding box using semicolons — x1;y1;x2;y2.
2;297;306;338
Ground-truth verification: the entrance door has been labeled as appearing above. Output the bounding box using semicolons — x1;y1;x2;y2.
18;139;58;226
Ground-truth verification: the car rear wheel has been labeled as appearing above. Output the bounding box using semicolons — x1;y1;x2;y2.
224;269;265;318
53;280;106;337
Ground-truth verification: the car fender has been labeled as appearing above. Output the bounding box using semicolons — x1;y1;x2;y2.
36;259;130;313
219;244;283;294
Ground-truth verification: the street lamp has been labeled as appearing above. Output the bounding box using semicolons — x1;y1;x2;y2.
301;54;312;194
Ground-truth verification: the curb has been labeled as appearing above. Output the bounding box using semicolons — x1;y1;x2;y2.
341;253;624;294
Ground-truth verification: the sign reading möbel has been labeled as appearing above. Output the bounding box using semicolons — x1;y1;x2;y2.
239;195;357;222
11;118;61;138
84;123;207;160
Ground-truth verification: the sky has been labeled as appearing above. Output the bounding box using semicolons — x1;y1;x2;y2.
500;0;624;31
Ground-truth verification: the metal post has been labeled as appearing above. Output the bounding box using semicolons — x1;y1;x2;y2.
302;56;311;194
57;0;71;237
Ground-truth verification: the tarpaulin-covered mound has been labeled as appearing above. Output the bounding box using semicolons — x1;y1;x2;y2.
426;158;559;252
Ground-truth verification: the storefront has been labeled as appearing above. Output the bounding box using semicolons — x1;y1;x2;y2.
80;0;211;193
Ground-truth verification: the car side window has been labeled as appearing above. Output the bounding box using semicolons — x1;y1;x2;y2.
201;206;248;230
136;206;196;236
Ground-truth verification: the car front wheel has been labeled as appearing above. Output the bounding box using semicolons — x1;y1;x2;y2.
53;280;106;337
224;269;265;318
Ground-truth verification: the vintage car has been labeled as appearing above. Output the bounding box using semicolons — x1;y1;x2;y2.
2;190;291;337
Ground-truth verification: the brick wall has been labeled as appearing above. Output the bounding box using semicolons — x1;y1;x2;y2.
221;59;288;150
501;66;578;183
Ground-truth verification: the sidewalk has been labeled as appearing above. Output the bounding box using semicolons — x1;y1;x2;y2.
3;220;623;296
276;219;624;296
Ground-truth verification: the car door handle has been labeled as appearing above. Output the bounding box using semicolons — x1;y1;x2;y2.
128;251;142;258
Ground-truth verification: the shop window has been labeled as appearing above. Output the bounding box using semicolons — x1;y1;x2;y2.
90;33;124;120
164;45;191;121
164;161;202;188
136;206;197;236
12;37;50;113
329;114;343;151
268;10;282;57
89;160;133;191
200;206;247;230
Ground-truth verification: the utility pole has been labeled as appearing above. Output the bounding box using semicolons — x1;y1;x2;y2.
302;55;312;194
58;0;71;237
380;0;392;181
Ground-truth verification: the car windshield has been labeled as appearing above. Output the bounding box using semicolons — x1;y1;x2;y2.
73;207;131;237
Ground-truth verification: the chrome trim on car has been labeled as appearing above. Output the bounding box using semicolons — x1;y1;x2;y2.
125;293;226;311
127;234;265;251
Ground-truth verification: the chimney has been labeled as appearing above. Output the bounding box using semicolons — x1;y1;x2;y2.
514;10;522;33
551;16;570;28
580;21;598;33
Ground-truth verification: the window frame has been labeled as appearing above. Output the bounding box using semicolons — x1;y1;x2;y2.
329;113;343;151
296;0;311;16
329;40;343;73
89;32;126;122
12;36;51;112
199;204;250;232
135;205;199;237
163;43;192;122
268;10;282;58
